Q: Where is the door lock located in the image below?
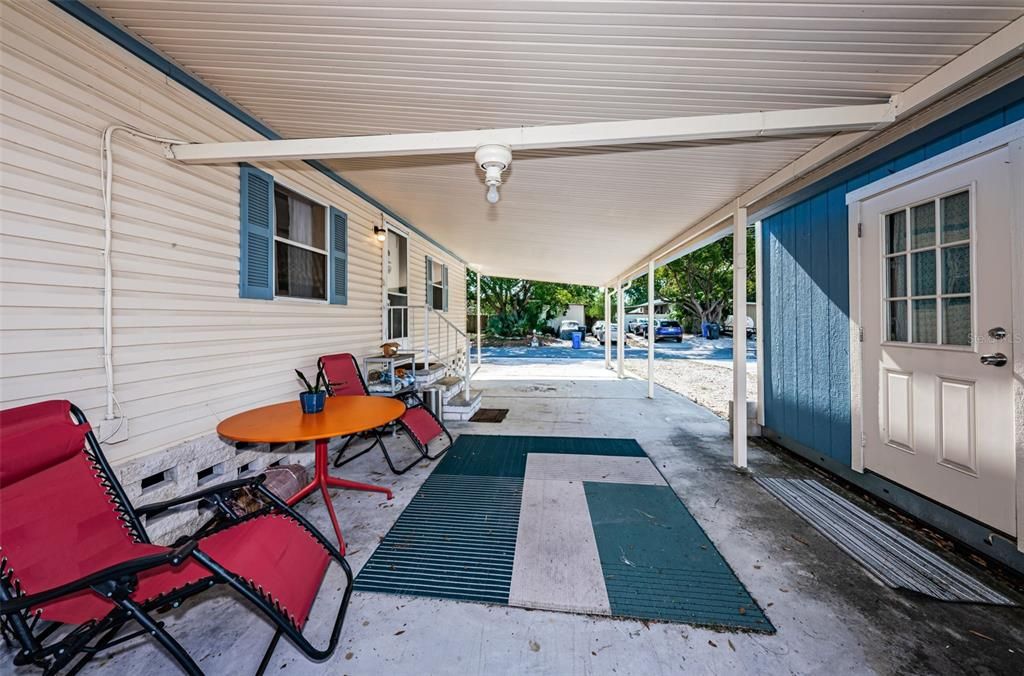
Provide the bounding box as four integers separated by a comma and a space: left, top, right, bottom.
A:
988, 327, 1007, 340
980, 353, 1008, 367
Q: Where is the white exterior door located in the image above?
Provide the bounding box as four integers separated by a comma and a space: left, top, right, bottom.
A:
384, 226, 410, 347
856, 145, 1016, 536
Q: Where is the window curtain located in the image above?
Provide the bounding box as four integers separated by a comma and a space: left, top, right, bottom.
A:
288, 196, 313, 245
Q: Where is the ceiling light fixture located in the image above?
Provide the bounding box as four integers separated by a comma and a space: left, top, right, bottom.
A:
474, 144, 512, 204
373, 225, 387, 242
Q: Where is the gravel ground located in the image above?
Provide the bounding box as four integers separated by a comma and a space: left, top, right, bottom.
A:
625, 357, 756, 420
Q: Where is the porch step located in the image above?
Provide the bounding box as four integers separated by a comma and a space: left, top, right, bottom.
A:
414, 363, 447, 386
443, 390, 483, 421
434, 375, 465, 403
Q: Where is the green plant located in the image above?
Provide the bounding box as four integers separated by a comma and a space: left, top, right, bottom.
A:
295, 368, 326, 393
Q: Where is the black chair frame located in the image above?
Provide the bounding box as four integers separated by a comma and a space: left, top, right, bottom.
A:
319, 358, 453, 475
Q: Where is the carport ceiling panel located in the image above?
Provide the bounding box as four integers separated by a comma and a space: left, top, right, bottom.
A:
91, 1, 1024, 282
93, 1, 1022, 136
328, 137, 824, 284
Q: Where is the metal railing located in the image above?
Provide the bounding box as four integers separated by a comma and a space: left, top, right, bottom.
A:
386, 303, 477, 400
423, 305, 476, 400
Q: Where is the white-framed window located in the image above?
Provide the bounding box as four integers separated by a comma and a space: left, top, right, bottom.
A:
426, 256, 449, 312
273, 183, 327, 301
882, 188, 972, 346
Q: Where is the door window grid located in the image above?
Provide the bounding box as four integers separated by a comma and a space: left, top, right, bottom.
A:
882, 190, 971, 346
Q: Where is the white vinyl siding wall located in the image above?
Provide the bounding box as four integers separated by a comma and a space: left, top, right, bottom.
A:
0, 2, 466, 464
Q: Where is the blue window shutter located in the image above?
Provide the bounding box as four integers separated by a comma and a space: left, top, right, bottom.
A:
329, 207, 348, 305
425, 255, 433, 306
442, 264, 449, 312
239, 165, 274, 299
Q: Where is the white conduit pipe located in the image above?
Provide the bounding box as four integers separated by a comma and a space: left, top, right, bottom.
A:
100, 125, 189, 420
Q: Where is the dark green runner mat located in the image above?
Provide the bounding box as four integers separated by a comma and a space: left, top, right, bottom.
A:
354, 434, 773, 633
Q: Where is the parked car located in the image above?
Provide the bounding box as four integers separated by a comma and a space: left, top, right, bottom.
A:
558, 319, 584, 340
723, 315, 755, 338
626, 317, 648, 334
638, 319, 683, 342
595, 322, 619, 344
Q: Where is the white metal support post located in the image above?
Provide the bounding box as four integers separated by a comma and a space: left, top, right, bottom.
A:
476, 270, 482, 367
616, 280, 625, 378
647, 261, 655, 399
732, 204, 749, 469
604, 287, 612, 370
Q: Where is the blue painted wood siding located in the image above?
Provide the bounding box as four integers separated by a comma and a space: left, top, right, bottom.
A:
762, 81, 1024, 466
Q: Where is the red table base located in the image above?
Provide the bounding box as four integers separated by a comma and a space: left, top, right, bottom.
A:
287, 438, 393, 554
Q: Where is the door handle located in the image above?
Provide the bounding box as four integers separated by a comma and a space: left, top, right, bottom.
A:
980, 353, 1007, 367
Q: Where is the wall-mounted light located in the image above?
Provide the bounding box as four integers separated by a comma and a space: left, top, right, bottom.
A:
373, 226, 387, 242
474, 144, 512, 204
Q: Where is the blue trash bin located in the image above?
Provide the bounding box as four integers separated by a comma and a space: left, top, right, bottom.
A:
571, 331, 583, 349
701, 321, 710, 338
707, 322, 721, 340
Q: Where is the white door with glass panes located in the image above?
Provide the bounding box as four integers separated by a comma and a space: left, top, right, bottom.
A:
385, 227, 410, 346
856, 146, 1015, 535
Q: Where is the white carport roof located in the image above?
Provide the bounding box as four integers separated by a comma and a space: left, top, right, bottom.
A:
90, 1, 1024, 285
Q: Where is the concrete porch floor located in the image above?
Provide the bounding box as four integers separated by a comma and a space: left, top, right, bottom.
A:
23, 360, 1023, 675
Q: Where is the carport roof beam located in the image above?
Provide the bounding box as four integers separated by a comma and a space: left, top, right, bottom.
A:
168, 104, 896, 164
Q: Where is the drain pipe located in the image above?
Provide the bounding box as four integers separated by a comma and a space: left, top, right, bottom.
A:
100, 125, 188, 420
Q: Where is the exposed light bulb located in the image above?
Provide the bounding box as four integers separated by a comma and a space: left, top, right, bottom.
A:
486, 185, 500, 204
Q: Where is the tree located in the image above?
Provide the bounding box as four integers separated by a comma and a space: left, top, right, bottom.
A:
656, 229, 756, 326
466, 270, 601, 337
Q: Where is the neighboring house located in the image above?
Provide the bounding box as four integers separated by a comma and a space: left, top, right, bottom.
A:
625, 299, 673, 319
546, 303, 586, 331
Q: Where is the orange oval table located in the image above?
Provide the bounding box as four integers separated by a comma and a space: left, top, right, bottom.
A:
217, 395, 406, 554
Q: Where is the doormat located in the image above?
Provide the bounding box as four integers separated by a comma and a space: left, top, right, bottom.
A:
755, 477, 1016, 606
355, 435, 773, 632
469, 408, 509, 423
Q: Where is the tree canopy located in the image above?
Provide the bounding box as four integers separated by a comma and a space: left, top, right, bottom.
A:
467, 270, 600, 336
467, 228, 754, 335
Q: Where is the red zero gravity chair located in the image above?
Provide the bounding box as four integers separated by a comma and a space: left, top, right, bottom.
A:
318, 353, 453, 474
0, 401, 352, 675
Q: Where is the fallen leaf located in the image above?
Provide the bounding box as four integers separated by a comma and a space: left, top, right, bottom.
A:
790, 534, 809, 546
708, 640, 717, 648
344, 652, 353, 661
968, 630, 994, 642
753, 565, 762, 570
728, 639, 736, 652
529, 640, 541, 652
394, 630, 405, 636
779, 588, 790, 593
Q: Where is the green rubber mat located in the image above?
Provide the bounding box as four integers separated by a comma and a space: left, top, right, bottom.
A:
355, 434, 773, 633
586, 482, 772, 631
433, 434, 645, 478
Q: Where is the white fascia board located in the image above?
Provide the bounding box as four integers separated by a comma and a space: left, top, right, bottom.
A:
169, 104, 895, 164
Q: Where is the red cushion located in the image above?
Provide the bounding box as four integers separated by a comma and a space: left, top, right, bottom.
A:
0, 400, 86, 485
1, 401, 145, 624
319, 353, 367, 397
30, 515, 331, 628
401, 406, 444, 446
191, 514, 331, 628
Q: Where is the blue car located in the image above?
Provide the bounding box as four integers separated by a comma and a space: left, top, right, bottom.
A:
640, 319, 683, 342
